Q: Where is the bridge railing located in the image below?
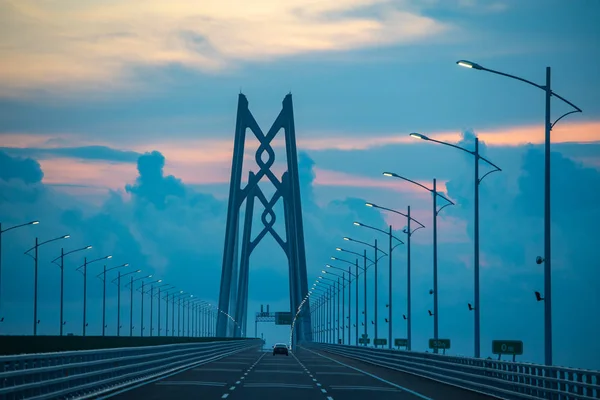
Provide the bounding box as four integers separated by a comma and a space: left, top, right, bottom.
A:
304, 342, 599, 400
0, 338, 261, 400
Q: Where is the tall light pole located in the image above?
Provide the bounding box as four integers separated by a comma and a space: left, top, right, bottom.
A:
0, 220, 39, 325
409, 132, 501, 357
343, 237, 387, 345
332, 252, 367, 346
125, 274, 152, 336
76, 254, 112, 336
383, 172, 454, 352
352, 221, 404, 349
457, 60, 582, 365
97, 262, 129, 336
138, 278, 162, 336
24, 233, 70, 335
325, 264, 356, 345
111, 269, 141, 336
322, 269, 350, 344
364, 202, 425, 351
150, 284, 172, 337
50, 245, 92, 336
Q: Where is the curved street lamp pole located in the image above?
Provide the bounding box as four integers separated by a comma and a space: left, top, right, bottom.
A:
343, 236, 387, 346
97, 262, 129, 336
125, 274, 152, 336
111, 269, 141, 336
457, 60, 582, 365
410, 132, 501, 358
326, 264, 356, 345
0, 220, 39, 324
150, 283, 172, 337
137, 278, 162, 336
365, 202, 425, 351
353, 221, 404, 349
51, 245, 92, 336
24, 234, 70, 335
76, 254, 112, 336
383, 172, 454, 352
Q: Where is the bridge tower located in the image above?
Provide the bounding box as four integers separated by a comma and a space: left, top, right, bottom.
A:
216, 93, 312, 343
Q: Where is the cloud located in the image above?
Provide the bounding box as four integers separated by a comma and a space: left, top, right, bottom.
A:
0, 151, 43, 184
0, 0, 452, 95
0, 145, 141, 163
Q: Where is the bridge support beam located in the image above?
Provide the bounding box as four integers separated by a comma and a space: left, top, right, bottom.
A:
216, 94, 313, 342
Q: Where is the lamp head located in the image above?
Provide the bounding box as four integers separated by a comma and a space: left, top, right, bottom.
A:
136, 269, 141, 272
365, 203, 374, 208
85, 245, 92, 250
318, 276, 323, 279
410, 132, 429, 140
326, 264, 332, 268
147, 274, 152, 278
321, 270, 326, 274
335, 247, 342, 251
31, 221, 40, 225
123, 263, 129, 267
63, 235, 70, 239
157, 279, 163, 283
343, 237, 350, 241
353, 222, 361, 226
382, 172, 396, 177
456, 60, 483, 70
106, 255, 113, 259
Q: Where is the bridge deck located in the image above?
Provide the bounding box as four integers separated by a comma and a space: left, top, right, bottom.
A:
100, 346, 501, 400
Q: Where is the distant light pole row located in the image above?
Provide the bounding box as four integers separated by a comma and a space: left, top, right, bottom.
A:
0, 220, 222, 338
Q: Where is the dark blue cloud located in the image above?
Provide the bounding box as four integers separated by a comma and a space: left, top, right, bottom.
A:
0, 151, 43, 184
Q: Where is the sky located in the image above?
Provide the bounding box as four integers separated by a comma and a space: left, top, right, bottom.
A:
0, 0, 599, 370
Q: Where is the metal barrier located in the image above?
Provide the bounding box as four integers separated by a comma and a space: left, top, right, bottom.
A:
0, 338, 261, 399
304, 342, 600, 400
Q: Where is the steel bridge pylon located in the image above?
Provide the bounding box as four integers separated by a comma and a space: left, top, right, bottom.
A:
216, 93, 313, 343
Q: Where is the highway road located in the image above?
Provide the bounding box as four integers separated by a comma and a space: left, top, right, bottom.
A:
101, 346, 500, 400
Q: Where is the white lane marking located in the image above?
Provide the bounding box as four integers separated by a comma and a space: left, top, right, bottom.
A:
327, 397, 334, 400
303, 347, 433, 400
221, 394, 229, 399
235, 381, 240, 384
229, 386, 236, 390
317, 383, 322, 387
241, 377, 245, 380
312, 378, 317, 382
321, 388, 327, 393
244, 373, 248, 375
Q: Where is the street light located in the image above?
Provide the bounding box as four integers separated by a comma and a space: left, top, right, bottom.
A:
326, 264, 356, 345
76, 254, 112, 336
364, 202, 425, 350
50, 245, 92, 335
353, 221, 404, 349
137, 278, 162, 336
343, 236, 387, 346
24, 233, 70, 335
124, 273, 150, 336
457, 59, 582, 366
145, 283, 171, 336
96, 262, 129, 336
0, 220, 39, 323
383, 172, 454, 352
410, 132, 501, 358
111, 269, 141, 336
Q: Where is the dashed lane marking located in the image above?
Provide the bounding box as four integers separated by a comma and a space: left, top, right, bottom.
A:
302, 347, 433, 400
221, 394, 229, 399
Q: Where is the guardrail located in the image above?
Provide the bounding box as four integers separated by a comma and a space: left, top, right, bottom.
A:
304, 342, 599, 400
0, 338, 261, 399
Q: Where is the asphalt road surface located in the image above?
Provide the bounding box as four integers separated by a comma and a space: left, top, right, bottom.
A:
102, 346, 501, 400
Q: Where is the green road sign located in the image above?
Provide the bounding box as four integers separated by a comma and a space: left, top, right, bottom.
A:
394, 338, 408, 347
492, 340, 523, 355
274, 312, 293, 325
428, 339, 451, 349
358, 338, 371, 344
374, 338, 387, 346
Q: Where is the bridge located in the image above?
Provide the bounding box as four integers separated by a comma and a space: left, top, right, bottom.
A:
1, 90, 598, 400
